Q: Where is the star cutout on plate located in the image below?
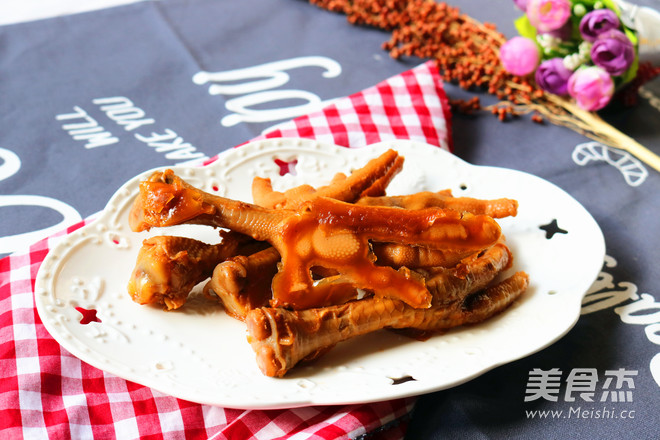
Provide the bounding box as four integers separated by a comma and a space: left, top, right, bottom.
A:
75, 307, 102, 325
273, 158, 298, 176
540, 219, 568, 239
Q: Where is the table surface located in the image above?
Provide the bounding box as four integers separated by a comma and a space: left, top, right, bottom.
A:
1, 1, 659, 439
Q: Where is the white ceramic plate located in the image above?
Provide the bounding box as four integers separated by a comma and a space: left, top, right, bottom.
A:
34, 138, 605, 409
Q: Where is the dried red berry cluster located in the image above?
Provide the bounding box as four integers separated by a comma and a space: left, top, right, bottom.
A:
309, 0, 545, 121
619, 62, 660, 107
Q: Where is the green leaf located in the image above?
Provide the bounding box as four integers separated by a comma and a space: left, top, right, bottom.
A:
619, 53, 639, 85
623, 26, 638, 46
600, 0, 620, 14
573, 0, 596, 9
515, 15, 537, 40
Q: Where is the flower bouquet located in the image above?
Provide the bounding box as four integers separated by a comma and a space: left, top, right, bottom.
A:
501, 0, 638, 111
308, 0, 660, 173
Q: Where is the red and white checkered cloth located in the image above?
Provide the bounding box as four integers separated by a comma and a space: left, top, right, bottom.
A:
0, 60, 451, 440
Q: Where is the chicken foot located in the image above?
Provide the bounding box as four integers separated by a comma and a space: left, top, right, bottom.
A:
127, 231, 253, 309
130, 169, 502, 309
246, 240, 514, 376
134, 150, 400, 313
204, 247, 280, 320
357, 191, 519, 219
251, 149, 403, 209
423, 239, 512, 304
205, 234, 511, 320
246, 271, 529, 377
373, 243, 476, 269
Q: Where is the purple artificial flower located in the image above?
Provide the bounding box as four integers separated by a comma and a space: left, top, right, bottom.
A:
535, 58, 573, 95
568, 66, 614, 111
500, 36, 540, 76
590, 29, 635, 76
579, 9, 620, 42
527, 0, 572, 32
513, 0, 529, 11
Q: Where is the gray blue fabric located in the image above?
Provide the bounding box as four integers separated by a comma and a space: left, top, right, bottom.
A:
0, 0, 418, 257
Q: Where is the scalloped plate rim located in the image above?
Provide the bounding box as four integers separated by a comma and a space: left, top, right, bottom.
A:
34, 138, 606, 409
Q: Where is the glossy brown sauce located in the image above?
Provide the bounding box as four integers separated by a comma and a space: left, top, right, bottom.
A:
269, 197, 500, 310
132, 172, 501, 312
139, 180, 214, 228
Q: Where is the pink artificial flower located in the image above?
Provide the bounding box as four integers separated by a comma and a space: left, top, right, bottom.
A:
513, 0, 529, 11
527, 0, 572, 32
568, 66, 614, 111
499, 37, 540, 76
